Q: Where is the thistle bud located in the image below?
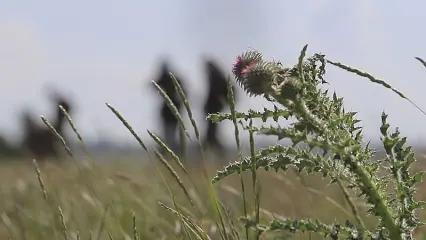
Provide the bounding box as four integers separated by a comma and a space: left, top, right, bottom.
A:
240, 61, 276, 96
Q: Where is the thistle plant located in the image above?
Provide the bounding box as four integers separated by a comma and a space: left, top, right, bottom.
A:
16, 44, 426, 240
209, 45, 425, 239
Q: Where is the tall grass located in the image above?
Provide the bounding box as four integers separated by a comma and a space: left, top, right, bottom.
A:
0, 45, 425, 239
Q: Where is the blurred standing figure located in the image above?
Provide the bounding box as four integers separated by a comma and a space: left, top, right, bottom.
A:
202, 59, 237, 155
152, 60, 187, 155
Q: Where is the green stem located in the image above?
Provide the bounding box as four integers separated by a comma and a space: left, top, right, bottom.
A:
345, 155, 400, 239
272, 92, 400, 239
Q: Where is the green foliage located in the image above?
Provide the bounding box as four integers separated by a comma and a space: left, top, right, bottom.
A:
209, 45, 425, 239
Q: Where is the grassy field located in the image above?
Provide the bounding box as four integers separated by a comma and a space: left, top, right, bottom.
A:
0, 152, 424, 239
2, 46, 425, 239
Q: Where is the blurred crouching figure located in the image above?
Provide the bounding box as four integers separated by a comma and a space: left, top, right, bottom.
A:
202, 58, 237, 157
152, 60, 187, 156
21, 90, 73, 162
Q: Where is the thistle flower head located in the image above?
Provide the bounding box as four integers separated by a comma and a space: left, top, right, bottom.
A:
233, 51, 283, 97
232, 50, 303, 98
232, 51, 263, 83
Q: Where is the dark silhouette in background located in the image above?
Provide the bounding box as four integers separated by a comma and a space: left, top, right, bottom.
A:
202, 58, 237, 155
1, 56, 241, 162
152, 60, 187, 155
0, 134, 23, 159
20, 91, 73, 162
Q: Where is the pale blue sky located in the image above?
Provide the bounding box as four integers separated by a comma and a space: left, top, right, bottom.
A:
1, 1, 426, 147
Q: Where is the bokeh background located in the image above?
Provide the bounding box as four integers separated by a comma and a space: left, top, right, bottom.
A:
1, 1, 426, 155
2, 2, 426, 239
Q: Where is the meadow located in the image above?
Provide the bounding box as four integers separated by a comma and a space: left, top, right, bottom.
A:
0, 46, 425, 239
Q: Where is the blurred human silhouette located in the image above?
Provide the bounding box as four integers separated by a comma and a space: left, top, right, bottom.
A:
21, 90, 73, 162
152, 60, 187, 156
202, 58, 237, 155
0, 134, 23, 159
